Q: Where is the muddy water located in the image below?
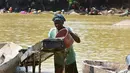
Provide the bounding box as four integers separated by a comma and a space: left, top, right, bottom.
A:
38, 21, 130, 73
1, 19, 130, 73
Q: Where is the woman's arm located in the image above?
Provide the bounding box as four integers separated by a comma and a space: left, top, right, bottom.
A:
69, 31, 81, 43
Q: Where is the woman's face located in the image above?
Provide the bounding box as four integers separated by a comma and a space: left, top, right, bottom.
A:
54, 20, 64, 31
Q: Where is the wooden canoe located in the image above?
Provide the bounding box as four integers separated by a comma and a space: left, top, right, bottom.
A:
0, 42, 23, 73
82, 60, 127, 73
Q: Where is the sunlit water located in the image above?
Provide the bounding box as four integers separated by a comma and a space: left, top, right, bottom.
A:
0, 15, 130, 73
28, 22, 130, 73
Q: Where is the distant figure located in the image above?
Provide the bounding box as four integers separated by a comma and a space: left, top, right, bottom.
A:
79, 6, 85, 12
37, 10, 41, 14
85, 8, 89, 14
89, 7, 99, 15
14, 8, 19, 13
107, 8, 115, 15
69, 1, 80, 11
9, 7, 13, 13
0, 8, 6, 13
61, 9, 65, 14
120, 8, 129, 17
28, 8, 31, 13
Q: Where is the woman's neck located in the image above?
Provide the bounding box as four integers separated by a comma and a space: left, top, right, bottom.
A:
57, 27, 65, 31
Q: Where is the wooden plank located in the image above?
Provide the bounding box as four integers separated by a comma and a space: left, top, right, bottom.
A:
21, 41, 43, 62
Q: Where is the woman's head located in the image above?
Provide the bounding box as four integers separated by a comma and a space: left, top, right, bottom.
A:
52, 14, 66, 30
53, 14, 66, 23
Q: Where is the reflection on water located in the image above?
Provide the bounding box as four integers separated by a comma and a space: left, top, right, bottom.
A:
1, 20, 130, 73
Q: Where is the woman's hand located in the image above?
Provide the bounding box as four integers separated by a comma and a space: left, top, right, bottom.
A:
69, 31, 81, 43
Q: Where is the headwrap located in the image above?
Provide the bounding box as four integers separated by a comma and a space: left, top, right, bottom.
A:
52, 14, 66, 22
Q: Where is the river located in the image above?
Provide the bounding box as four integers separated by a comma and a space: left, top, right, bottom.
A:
34, 21, 130, 73
0, 14, 130, 73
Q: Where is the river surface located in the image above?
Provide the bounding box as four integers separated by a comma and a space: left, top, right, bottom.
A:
1, 18, 130, 73
35, 21, 130, 73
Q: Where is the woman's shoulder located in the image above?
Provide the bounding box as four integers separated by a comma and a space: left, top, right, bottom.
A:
65, 27, 73, 31
49, 27, 56, 32
50, 27, 56, 30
